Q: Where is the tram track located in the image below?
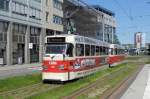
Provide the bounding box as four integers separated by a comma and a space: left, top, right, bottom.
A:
62, 62, 144, 99
62, 65, 129, 99
103, 63, 144, 99
0, 83, 62, 99
0, 57, 147, 99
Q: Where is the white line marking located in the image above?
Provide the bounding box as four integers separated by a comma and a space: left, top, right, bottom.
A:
143, 66, 150, 99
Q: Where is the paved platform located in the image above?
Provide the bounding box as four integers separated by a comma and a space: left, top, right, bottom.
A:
121, 64, 150, 99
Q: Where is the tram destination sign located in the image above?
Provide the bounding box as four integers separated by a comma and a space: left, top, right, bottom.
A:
47, 37, 65, 43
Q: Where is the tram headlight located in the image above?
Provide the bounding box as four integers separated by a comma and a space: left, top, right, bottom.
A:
43, 65, 48, 70
59, 65, 65, 70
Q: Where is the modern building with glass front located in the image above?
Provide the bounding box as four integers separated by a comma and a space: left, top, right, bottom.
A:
0, 0, 63, 65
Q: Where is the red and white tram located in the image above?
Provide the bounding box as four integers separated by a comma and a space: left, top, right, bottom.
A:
42, 34, 125, 82
108, 44, 125, 67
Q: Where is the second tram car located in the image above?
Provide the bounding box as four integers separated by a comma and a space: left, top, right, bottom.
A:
42, 34, 125, 82
108, 44, 125, 67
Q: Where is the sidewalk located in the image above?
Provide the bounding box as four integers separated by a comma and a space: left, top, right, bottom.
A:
0, 63, 42, 71
121, 64, 150, 99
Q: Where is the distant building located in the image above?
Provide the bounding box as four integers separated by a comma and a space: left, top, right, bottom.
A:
122, 44, 135, 55
122, 44, 135, 49
134, 32, 146, 49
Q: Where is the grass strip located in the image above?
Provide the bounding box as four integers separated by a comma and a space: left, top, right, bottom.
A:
0, 73, 41, 93
77, 62, 140, 99
145, 57, 150, 64
28, 63, 131, 99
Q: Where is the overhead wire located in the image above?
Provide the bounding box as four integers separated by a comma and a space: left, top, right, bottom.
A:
113, 0, 134, 21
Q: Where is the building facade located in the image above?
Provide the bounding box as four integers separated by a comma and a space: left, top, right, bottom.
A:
0, 0, 63, 65
43, 0, 63, 35
94, 5, 117, 44
0, 0, 118, 66
63, 1, 117, 44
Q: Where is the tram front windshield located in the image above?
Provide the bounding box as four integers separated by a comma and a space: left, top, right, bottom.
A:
45, 43, 74, 57
46, 44, 67, 54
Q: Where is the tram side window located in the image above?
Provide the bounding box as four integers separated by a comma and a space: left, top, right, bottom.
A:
118, 49, 120, 55
121, 49, 122, 54
106, 47, 109, 55
96, 46, 100, 55
103, 47, 108, 55
91, 45, 95, 56
118, 49, 122, 54
85, 45, 90, 56
0, 50, 3, 58
66, 44, 74, 57
100, 46, 103, 55
103, 47, 106, 55
115, 48, 118, 55
102, 47, 106, 55
119, 49, 121, 54
111, 48, 113, 55
121, 49, 124, 54
76, 44, 84, 56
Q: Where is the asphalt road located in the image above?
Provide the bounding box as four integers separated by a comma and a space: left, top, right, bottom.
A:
0, 66, 42, 79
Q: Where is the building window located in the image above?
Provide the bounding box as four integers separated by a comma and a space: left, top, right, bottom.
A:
34, 0, 41, 3
0, 33, 3, 41
30, 7, 41, 20
46, 0, 48, 6
30, 27, 41, 35
46, 29, 54, 36
0, 0, 9, 11
53, 15, 63, 25
13, 23, 26, 34
30, 27, 40, 44
12, 2, 27, 16
53, 0, 62, 10
0, 21, 8, 33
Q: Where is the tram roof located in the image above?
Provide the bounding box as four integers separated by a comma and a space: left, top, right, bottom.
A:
46, 34, 110, 47
110, 44, 125, 49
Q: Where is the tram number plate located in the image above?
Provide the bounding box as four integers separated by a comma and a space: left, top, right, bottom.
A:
49, 61, 57, 65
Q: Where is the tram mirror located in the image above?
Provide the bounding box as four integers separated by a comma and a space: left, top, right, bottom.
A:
63, 54, 65, 61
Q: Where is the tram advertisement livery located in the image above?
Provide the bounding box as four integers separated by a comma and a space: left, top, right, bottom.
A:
42, 34, 125, 82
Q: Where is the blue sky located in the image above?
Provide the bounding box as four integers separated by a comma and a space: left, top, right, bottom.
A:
83, 0, 150, 44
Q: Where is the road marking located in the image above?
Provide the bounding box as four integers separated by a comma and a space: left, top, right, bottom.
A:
143, 65, 150, 99
28, 66, 42, 70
